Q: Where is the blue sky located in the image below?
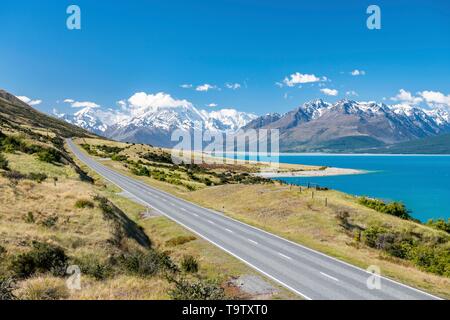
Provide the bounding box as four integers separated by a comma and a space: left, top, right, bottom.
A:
0, 0, 449, 115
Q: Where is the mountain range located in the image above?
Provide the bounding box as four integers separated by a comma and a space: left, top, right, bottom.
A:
55, 97, 450, 153
243, 99, 450, 152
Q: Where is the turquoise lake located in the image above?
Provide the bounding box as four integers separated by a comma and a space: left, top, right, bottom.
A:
243, 155, 450, 222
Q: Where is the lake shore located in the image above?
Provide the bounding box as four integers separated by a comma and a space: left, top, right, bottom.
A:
255, 167, 367, 178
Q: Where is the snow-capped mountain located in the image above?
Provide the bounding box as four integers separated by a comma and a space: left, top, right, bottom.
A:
243, 99, 450, 152
56, 97, 450, 151
56, 102, 257, 147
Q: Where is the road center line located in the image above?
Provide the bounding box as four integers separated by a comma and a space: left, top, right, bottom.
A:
207, 220, 215, 225
320, 272, 339, 282
225, 228, 234, 233
248, 239, 258, 245
193, 213, 199, 217
278, 253, 292, 260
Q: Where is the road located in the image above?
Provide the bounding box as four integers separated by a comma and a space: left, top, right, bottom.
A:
67, 139, 441, 300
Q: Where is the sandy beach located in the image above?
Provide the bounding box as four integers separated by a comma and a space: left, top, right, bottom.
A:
255, 167, 367, 178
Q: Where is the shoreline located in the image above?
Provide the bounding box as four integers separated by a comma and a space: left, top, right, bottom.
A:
255, 167, 367, 178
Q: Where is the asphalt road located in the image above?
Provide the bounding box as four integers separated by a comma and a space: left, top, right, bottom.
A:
67, 139, 441, 300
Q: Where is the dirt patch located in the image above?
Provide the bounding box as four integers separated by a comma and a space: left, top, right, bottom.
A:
228, 275, 278, 299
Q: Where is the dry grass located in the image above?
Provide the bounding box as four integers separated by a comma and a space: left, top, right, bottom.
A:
185, 184, 450, 298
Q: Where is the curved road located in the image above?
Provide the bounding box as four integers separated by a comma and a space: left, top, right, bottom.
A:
67, 139, 441, 300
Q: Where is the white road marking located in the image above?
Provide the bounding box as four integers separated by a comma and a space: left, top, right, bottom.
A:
225, 228, 234, 233
278, 253, 292, 260
180, 208, 187, 212
193, 213, 199, 217
320, 272, 339, 282
207, 220, 215, 225
248, 239, 258, 245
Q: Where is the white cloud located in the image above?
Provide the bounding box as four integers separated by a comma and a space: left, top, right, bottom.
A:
281, 72, 325, 87
180, 84, 193, 89
351, 69, 366, 76
320, 88, 338, 96
63, 98, 100, 108
127, 92, 193, 110
206, 103, 218, 107
419, 90, 450, 107
17, 96, 42, 106
346, 90, 358, 96
390, 89, 423, 105
196, 84, 218, 92
225, 83, 241, 90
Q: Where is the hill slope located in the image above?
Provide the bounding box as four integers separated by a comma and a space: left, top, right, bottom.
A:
0, 89, 94, 138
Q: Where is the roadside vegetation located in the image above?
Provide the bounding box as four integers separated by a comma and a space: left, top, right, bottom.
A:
73, 137, 450, 298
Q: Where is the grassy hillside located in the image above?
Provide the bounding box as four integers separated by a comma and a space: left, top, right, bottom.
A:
74, 137, 450, 298
0, 90, 94, 139
0, 90, 295, 300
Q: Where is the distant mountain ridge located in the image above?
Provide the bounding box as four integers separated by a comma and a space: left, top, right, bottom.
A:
55, 96, 450, 153
243, 99, 450, 152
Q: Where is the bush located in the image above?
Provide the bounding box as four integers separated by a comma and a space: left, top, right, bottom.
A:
0, 277, 16, 300
119, 249, 177, 277
24, 212, 35, 223
10, 242, 68, 278
28, 172, 48, 183
408, 245, 450, 276
76, 255, 112, 280
40, 215, 59, 228
0, 153, 8, 170
74, 199, 95, 209
181, 255, 199, 273
165, 235, 197, 247
2, 170, 26, 182
0, 245, 6, 256
36, 148, 61, 163
358, 197, 412, 220
15, 276, 69, 300
111, 154, 128, 162
168, 278, 225, 300
426, 219, 450, 234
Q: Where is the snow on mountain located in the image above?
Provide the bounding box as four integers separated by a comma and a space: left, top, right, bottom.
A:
55, 96, 450, 149
56, 101, 257, 143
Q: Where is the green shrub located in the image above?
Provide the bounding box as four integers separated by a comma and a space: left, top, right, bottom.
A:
165, 235, 196, 247
168, 278, 225, 300
0, 153, 8, 170
111, 154, 128, 162
358, 197, 412, 220
181, 255, 199, 273
74, 199, 95, 209
76, 255, 112, 280
40, 215, 58, 228
131, 165, 150, 176
2, 170, 26, 182
10, 242, 68, 278
426, 219, 450, 234
119, 249, 178, 277
24, 212, 35, 223
0, 277, 16, 300
0, 245, 6, 256
28, 172, 48, 183
36, 148, 61, 163
408, 245, 450, 276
